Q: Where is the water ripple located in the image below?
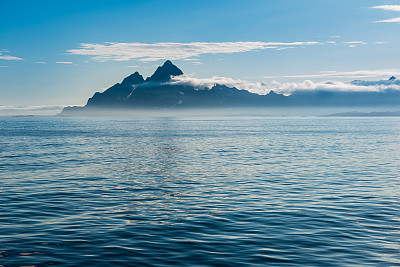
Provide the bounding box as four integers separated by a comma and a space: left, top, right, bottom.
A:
1, 117, 400, 266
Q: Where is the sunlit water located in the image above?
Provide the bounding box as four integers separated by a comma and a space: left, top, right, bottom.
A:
1, 116, 400, 266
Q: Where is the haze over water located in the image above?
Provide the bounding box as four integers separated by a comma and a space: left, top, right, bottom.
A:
1, 116, 399, 266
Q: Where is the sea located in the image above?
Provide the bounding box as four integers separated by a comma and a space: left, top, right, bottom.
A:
1, 116, 399, 266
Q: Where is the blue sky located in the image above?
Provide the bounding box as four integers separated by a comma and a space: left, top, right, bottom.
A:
1, 0, 400, 111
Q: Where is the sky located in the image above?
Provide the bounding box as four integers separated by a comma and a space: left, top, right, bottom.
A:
1, 0, 400, 113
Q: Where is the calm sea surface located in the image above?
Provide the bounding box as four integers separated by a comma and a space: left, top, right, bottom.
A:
1, 116, 399, 266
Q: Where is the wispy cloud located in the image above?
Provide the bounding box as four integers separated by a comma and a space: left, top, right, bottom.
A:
55, 61, 73, 64
372, 5, 400, 12
372, 5, 400, 23
282, 69, 400, 79
35, 61, 47, 64
275, 47, 295, 51
183, 58, 200, 61
0, 51, 23, 61
375, 17, 400, 23
343, 41, 367, 48
67, 41, 321, 62
344, 41, 367, 45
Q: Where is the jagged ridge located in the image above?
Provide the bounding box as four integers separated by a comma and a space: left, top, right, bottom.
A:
83, 60, 286, 109
59, 61, 400, 116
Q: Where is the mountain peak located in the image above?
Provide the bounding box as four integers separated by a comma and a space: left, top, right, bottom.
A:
146, 60, 183, 82
163, 60, 173, 66
389, 76, 397, 81
121, 71, 144, 85
268, 90, 278, 95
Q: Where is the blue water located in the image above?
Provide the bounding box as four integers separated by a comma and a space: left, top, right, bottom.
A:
1, 116, 400, 266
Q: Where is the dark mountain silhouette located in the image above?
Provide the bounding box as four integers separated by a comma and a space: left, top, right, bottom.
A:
122, 71, 144, 85
59, 61, 400, 116
86, 71, 145, 107
61, 61, 289, 115
146, 60, 183, 82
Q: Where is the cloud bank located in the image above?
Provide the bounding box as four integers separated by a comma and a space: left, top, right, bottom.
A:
282, 69, 400, 79
67, 41, 321, 62
168, 75, 270, 94
268, 80, 400, 94
166, 74, 400, 95
0, 105, 65, 116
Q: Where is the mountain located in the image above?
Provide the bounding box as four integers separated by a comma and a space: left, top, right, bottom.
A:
86, 71, 144, 107
146, 60, 183, 82
60, 61, 289, 115
59, 61, 400, 116
286, 89, 400, 106
351, 76, 400, 86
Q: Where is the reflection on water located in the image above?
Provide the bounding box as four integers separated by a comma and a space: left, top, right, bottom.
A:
0, 116, 400, 266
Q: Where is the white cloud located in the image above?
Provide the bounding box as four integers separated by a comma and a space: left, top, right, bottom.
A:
282, 69, 400, 79
275, 47, 295, 51
167, 75, 270, 94
344, 41, 367, 45
372, 5, 400, 12
67, 41, 321, 62
268, 80, 400, 94
55, 61, 73, 64
375, 17, 400, 23
165, 72, 400, 95
344, 41, 367, 47
183, 58, 200, 61
0, 51, 23, 61
372, 5, 400, 23
35, 61, 47, 64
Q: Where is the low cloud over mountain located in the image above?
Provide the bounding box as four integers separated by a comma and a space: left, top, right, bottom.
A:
59, 61, 400, 116
167, 74, 400, 95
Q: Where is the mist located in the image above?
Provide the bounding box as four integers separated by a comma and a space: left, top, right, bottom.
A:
55, 106, 400, 118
